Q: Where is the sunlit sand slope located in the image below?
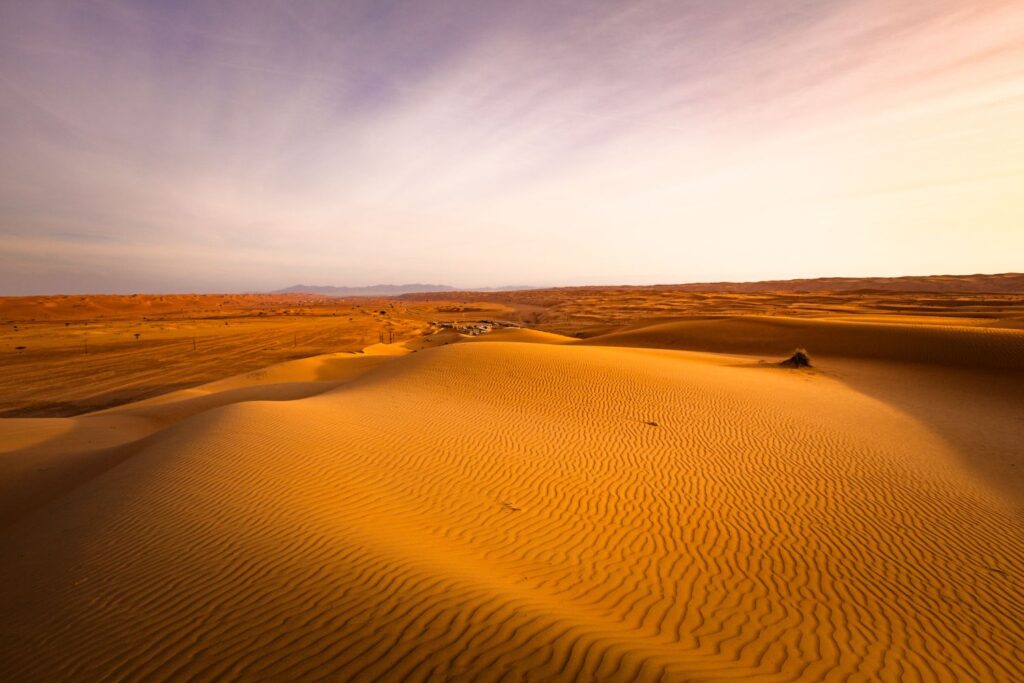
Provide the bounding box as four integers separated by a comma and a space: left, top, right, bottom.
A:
584, 315, 1024, 369
1, 342, 1022, 681
0, 351, 397, 526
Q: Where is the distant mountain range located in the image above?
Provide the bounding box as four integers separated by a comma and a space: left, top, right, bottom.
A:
272, 283, 533, 297
636, 273, 1024, 294
274, 273, 1024, 298
398, 273, 1024, 298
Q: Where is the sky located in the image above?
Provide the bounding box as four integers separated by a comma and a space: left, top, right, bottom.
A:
0, 0, 1022, 294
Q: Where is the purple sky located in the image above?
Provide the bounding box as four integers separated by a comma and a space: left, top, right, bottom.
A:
1, 0, 1022, 294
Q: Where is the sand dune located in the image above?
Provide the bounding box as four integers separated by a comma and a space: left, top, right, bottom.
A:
584, 315, 1024, 370
0, 293, 515, 417
0, 351, 400, 527
402, 283, 1024, 339
2, 331, 1022, 680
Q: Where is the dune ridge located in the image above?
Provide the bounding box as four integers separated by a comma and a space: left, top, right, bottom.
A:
583, 315, 1024, 370
2, 331, 1022, 681
0, 351, 400, 527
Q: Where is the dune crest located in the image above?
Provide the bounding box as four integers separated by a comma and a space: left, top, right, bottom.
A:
0, 349, 406, 527
2, 338, 1022, 681
583, 315, 1024, 370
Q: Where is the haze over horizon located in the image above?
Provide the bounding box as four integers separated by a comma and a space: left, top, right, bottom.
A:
2, 1, 1022, 295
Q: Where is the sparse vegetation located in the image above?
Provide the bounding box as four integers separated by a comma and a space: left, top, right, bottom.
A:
780, 349, 812, 368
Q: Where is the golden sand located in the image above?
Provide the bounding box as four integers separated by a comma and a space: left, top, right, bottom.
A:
1, 312, 1022, 680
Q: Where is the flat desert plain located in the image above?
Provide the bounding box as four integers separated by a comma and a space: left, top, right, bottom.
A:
1, 284, 1023, 681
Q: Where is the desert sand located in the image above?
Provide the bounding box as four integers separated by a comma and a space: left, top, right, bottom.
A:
0, 294, 511, 416
1, 286, 1023, 681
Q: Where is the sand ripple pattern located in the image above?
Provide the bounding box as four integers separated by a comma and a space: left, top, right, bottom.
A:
1, 342, 1022, 681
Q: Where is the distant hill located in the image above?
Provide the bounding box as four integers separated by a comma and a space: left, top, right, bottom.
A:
400, 273, 1024, 299
272, 284, 457, 297
273, 283, 537, 297
645, 272, 1024, 294
277, 274, 1024, 299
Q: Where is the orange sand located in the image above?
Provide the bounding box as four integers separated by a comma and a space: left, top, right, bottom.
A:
1, 293, 1023, 681
0, 294, 511, 416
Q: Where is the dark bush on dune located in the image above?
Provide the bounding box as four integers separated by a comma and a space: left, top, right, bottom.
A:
780, 349, 812, 368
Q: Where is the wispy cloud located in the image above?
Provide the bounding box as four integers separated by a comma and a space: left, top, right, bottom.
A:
1, 0, 1022, 293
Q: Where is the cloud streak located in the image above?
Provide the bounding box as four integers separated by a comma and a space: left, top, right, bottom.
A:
1, 0, 1022, 293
